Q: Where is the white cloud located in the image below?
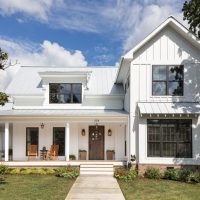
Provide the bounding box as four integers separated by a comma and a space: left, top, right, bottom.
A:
0, 38, 87, 91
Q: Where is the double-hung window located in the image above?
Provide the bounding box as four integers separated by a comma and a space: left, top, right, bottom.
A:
152, 65, 184, 96
49, 83, 82, 104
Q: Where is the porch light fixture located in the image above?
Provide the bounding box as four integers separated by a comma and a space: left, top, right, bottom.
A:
81, 129, 86, 136
40, 123, 45, 129
108, 129, 112, 136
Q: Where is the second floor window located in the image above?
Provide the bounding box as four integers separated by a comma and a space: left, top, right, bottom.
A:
49, 83, 82, 104
152, 65, 184, 96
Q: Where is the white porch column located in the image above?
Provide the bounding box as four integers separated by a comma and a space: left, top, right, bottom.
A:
65, 122, 70, 161
127, 117, 130, 162
4, 122, 9, 162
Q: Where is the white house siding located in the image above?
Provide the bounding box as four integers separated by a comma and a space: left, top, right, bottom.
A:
138, 117, 200, 165
129, 25, 200, 165
12, 122, 126, 161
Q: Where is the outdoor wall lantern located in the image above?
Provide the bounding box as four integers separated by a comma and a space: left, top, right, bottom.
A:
81, 129, 86, 136
108, 129, 112, 136
40, 123, 45, 129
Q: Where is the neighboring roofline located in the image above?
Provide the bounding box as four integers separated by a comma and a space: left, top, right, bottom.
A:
115, 16, 200, 82
20, 65, 116, 69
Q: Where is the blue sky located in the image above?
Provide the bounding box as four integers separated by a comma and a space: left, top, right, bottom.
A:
0, 0, 186, 89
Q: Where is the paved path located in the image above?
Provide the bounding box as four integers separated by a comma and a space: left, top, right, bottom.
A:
65, 175, 125, 200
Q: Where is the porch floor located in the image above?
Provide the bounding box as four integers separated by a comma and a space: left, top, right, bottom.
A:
0, 160, 126, 167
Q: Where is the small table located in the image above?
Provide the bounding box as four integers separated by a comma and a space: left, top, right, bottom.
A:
40, 149, 48, 160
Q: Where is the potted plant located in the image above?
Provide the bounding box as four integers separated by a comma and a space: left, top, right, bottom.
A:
106, 150, 115, 160
79, 150, 87, 160
69, 154, 76, 160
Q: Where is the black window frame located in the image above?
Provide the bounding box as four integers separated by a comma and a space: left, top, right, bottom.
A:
49, 83, 82, 104
26, 127, 39, 156
53, 127, 65, 156
152, 65, 184, 96
147, 119, 192, 158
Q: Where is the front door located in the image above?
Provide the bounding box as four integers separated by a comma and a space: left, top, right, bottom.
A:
89, 126, 104, 160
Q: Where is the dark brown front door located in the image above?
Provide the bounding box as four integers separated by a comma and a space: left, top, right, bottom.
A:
89, 126, 104, 160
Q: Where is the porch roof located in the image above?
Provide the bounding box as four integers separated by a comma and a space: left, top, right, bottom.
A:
0, 109, 128, 118
138, 102, 200, 115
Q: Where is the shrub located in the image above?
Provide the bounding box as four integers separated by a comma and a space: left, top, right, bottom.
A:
191, 172, 200, 183
179, 169, 194, 182
8, 168, 57, 175
145, 167, 161, 179
69, 155, 76, 160
114, 167, 138, 181
0, 164, 9, 175
55, 167, 79, 179
164, 169, 180, 181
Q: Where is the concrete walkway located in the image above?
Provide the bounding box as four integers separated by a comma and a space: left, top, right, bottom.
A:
65, 175, 125, 200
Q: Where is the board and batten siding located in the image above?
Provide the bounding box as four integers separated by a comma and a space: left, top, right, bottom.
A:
130, 26, 200, 105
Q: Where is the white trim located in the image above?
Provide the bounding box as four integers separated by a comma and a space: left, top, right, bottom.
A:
4, 122, 9, 162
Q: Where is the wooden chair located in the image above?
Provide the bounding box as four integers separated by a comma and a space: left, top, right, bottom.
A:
47, 144, 59, 160
27, 145, 38, 160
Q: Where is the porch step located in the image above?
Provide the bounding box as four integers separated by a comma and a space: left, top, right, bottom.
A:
80, 163, 114, 175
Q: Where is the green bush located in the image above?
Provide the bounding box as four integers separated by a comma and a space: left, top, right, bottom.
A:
179, 169, 194, 182
8, 168, 57, 175
191, 172, 200, 183
69, 155, 76, 160
55, 167, 79, 179
164, 169, 180, 181
0, 164, 9, 175
145, 167, 161, 179
114, 167, 138, 181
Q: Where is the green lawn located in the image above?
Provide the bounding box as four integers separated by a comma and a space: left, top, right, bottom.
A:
0, 175, 75, 200
118, 178, 200, 200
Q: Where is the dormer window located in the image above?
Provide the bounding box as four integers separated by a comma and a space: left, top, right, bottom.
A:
49, 83, 82, 104
152, 65, 183, 96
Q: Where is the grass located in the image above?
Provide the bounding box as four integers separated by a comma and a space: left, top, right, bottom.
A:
0, 175, 75, 200
118, 178, 200, 200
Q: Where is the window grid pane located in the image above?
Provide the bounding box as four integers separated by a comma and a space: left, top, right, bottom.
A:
49, 83, 82, 104
152, 65, 183, 96
147, 120, 192, 158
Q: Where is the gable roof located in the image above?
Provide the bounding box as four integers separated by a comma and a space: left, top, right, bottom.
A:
6, 66, 124, 96
116, 16, 200, 83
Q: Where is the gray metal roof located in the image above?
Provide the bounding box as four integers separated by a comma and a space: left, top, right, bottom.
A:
0, 109, 128, 117
138, 102, 200, 114
6, 66, 124, 96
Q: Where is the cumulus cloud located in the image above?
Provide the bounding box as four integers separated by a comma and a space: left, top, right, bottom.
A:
0, 38, 87, 91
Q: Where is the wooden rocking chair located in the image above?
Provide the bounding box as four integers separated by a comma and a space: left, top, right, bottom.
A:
47, 144, 59, 160
27, 145, 38, 160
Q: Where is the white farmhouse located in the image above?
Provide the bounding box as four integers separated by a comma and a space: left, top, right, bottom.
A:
0, 17, 200, 173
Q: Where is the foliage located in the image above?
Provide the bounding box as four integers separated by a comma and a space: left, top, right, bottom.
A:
145, 167, 161, 179
79, 149, 86, 152
164, 168, 180, 181
0, 164, 9, 175
114, 167, 138, 181
179, 168, 194, 182
182, 0, 200, 37
69, 154, 76, 160
0, 48, 8, 70
8, 168, 56, 175
55, 166, 79, 179
0, 92, 9, 106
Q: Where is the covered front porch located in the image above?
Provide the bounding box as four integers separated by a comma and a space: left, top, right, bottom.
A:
0, 109, 129, 166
